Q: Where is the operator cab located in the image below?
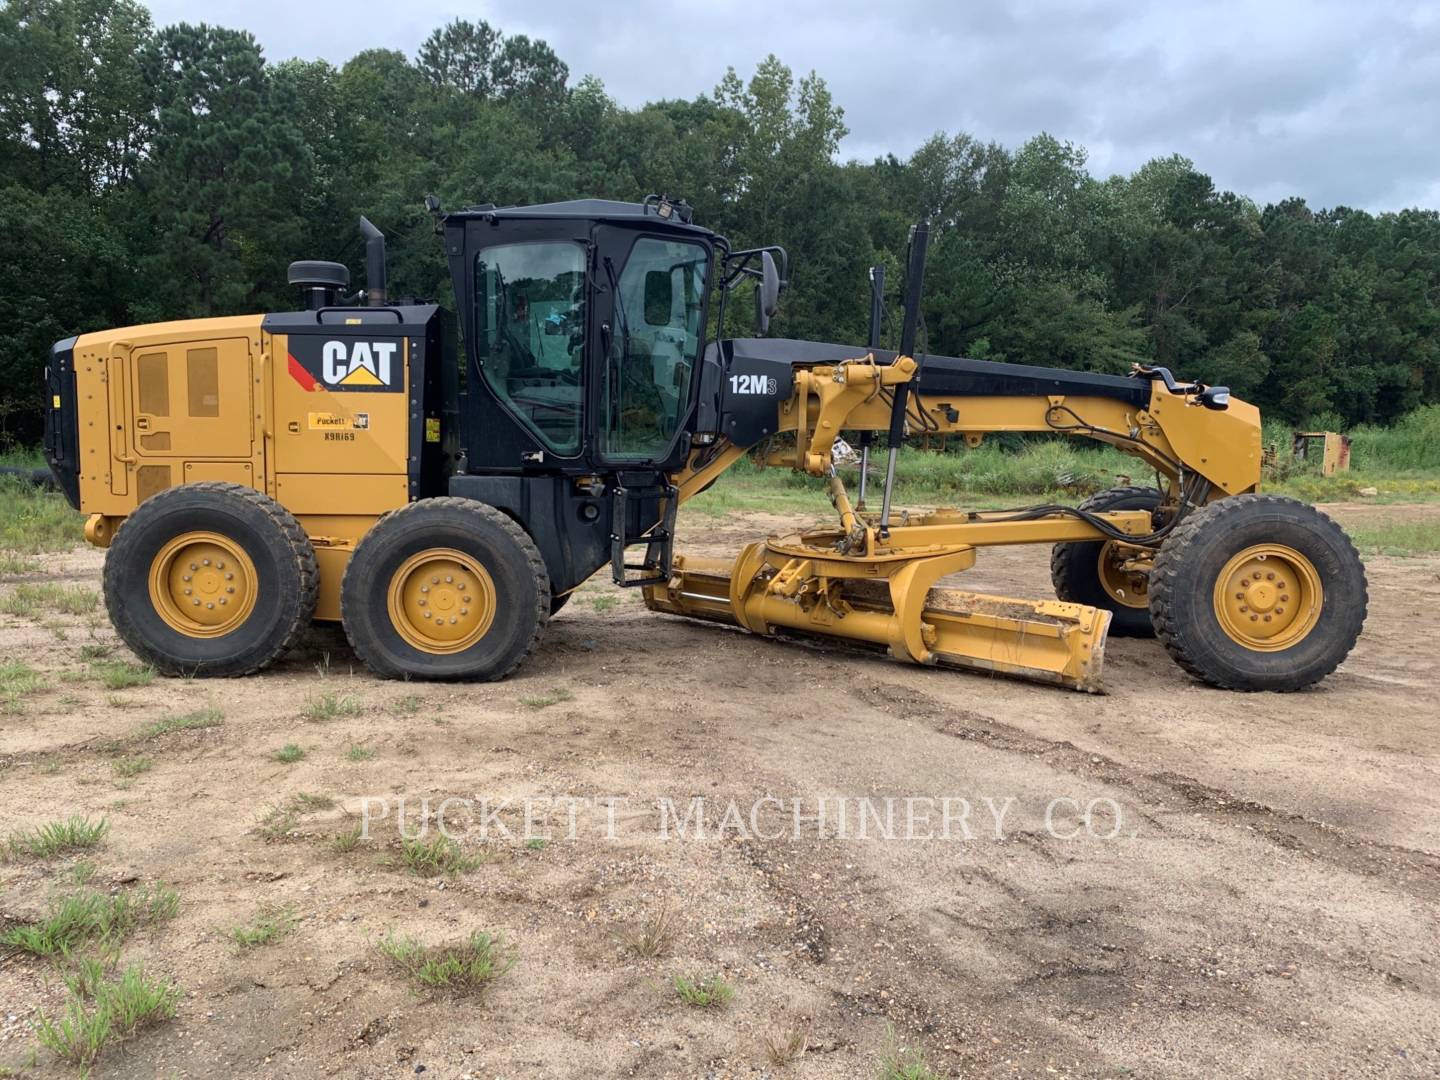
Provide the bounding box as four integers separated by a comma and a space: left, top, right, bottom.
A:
443, 197, 718, 475
436, 194, 784, 596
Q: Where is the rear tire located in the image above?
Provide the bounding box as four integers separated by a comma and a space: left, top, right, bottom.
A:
1050, 486, 1163, 637
103, 482, 318, 676
1148, 494, 1367, 691
341, 498, 550, 680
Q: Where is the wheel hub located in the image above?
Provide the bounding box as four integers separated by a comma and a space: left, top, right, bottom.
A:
1213, 544, 1323, 651
1096, 542, 1149, 609
387, 549, 497, 654
149, 532, 258, 637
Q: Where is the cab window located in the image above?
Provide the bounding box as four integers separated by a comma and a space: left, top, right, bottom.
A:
475, 241, 585, 455
601, 237, 708, 461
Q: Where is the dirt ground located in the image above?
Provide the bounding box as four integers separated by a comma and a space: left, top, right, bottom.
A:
1, 502, 1438, 1079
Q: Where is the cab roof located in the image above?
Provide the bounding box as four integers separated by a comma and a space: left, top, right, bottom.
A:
448, 198, 714, 236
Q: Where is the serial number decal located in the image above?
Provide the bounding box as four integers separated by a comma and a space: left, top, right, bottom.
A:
729, 374, 778, 395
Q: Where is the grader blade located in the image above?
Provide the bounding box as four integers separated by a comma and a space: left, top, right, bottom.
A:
644, 554, 1111, 692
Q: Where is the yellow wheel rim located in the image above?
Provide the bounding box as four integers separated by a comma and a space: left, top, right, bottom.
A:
386, 549, 496, 655
1213, 544, 1323, 651
1096, 542, 1149, 609
148, 531, 258, 638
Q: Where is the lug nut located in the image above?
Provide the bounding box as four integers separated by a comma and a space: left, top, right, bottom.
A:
420, 585, 429, 594
418, 599, 426, 607
431, 576, 439, 584
203, 559, 211, 566
1276, 607, 1284, 614
1281, 594, 1290, 602
423, 611, 431, 619
225, 572, 234, 580
219, 598, 227, 605
460, 608, 469, 616
183, 574, 191, 582
449, 617, 457, 625
193, 598, 200, 606
1266, 572, 1274, 580
445, 575, 453, 583
1240, 605, 1248, 613
1263, 614, 1271, 622
463, 596, 472, 605
226, 586, 234, 594
1250, 614, 1258, 621
184, 588, 192, 596
1235, 592, 1244, 599
189, 562, 198, 571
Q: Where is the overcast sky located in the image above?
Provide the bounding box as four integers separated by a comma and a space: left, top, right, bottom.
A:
146, 0, 1440, 212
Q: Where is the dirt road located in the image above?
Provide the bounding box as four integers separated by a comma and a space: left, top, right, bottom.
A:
1, 504, 1437, 1078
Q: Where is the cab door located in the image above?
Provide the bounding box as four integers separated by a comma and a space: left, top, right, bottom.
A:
591, 229, 711, 468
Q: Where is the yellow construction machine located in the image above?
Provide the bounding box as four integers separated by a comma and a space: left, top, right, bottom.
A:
42, 197, 1367, 692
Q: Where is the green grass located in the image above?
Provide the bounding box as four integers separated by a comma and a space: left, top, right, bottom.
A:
227, 905, 296, 950
397, 833, 486, 877
591, 594, 619, 613
0, 550, 37, 575
874, 1028, 941, 1080
275, 743, 305, 763
0, 660, 47, 711
0, 884, 179, 958
519, 687, 573, 709
673, 973, 734, 1008
131, 705, 223, 741
33, 962, 179, 1067
256, 793, 335, 840
255, 804, 299, 841
92, 660, 154, 690
344, 743, 375, 762
390, 694, 422, 716
0, 582, 99, 619
375, 929, 514, 995
0, 476, 84, 555
331, 823, 364, 853
1348, 520, 1440, 557
5, 815, 108, 860
303, 692, 363, 721
111, 756, 153, 780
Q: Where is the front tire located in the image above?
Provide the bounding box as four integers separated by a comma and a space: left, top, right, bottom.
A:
1051, 486, 1163, 637
103, 482, 318, 676
341, 498, 550, 680
1148, 494, 1367, 691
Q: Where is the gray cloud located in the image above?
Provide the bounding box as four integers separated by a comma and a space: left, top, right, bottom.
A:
149, 0, 1440, 210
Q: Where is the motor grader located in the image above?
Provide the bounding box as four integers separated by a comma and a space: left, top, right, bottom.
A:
41, 196, 1367, 692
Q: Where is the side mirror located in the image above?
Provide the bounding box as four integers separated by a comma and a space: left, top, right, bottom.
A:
755, 250, 781, 333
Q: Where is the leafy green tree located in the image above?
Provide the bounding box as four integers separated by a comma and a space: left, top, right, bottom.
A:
132, 23, 311, 317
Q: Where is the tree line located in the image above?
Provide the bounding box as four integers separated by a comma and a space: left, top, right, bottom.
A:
2, 0, 1437, 443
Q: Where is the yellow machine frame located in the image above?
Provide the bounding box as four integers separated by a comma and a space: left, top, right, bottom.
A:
646, 351, 1262, 690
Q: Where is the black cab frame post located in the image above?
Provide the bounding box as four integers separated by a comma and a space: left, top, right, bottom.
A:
878, 222, 930, 536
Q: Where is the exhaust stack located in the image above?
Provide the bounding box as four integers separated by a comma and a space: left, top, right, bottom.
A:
359, 216, 387, 306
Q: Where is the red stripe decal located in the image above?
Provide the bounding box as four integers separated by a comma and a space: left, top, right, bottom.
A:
288, 353, 318, 391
